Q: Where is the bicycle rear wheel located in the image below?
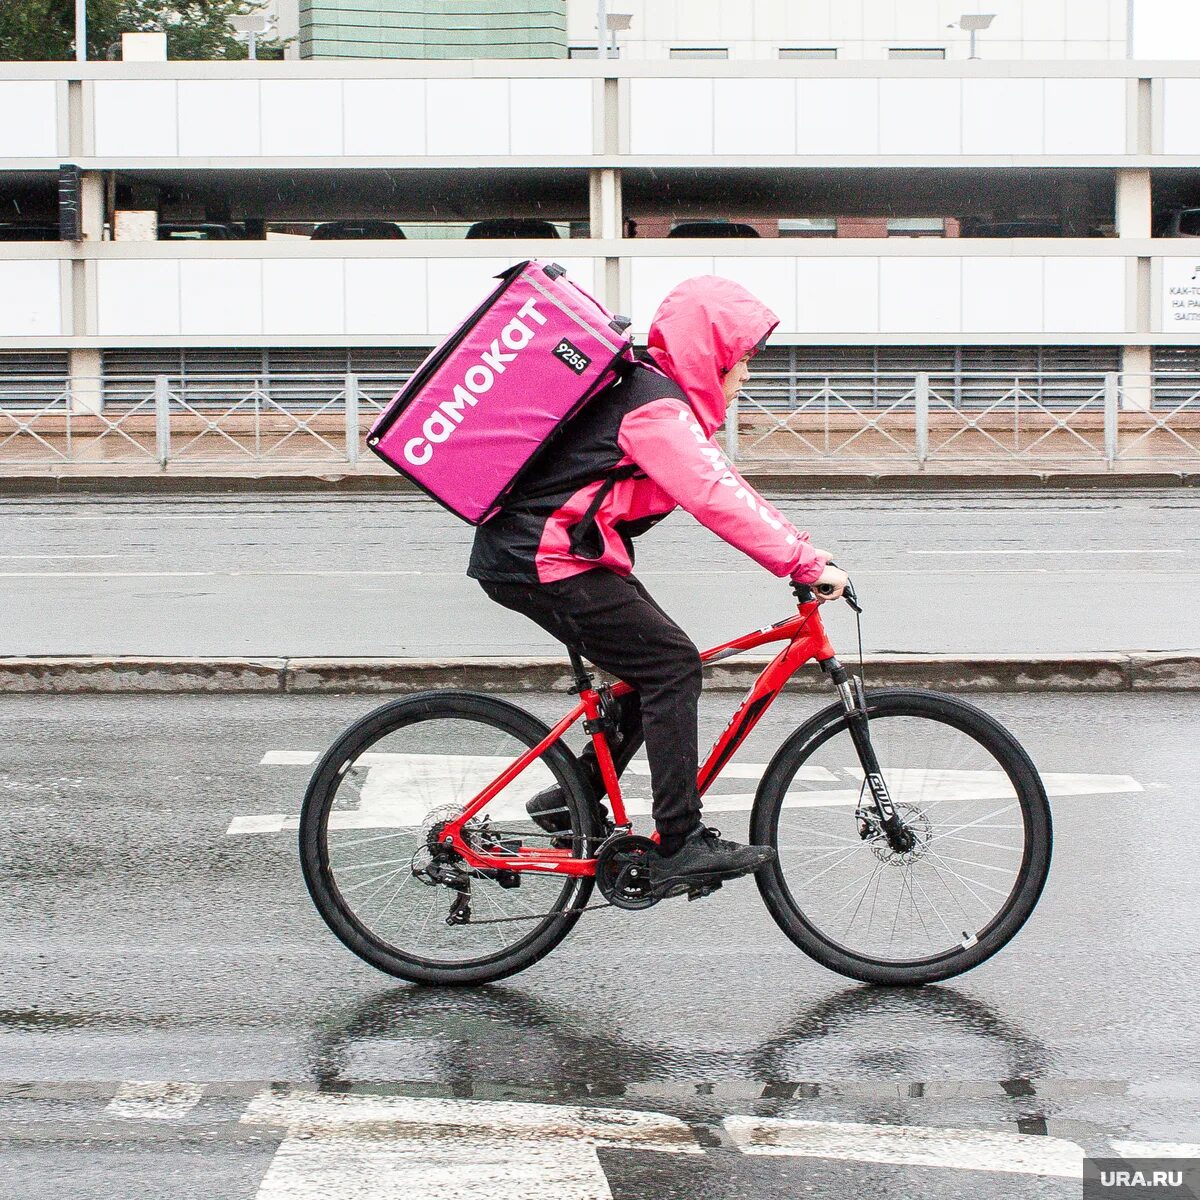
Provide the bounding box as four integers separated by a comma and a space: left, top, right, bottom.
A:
299, 692, 599, 986
751, 689, 1051, 986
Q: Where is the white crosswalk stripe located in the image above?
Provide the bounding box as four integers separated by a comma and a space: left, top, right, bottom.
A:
1110, 1140, 1200, 1158
105, 1081, 205, 1120
240, 1091, 700, 1200
725, 1115, 1084, 1177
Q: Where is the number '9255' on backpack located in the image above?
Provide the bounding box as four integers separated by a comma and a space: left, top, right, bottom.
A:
367, 260, 635, 525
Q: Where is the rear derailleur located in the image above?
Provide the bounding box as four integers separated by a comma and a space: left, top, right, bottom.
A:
413, 818, 521, 928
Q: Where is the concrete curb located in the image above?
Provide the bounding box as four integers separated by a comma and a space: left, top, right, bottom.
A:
2, 653, 1198, 694
0, 471, 1198, 496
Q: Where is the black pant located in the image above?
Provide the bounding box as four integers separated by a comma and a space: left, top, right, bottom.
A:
480, 570, 703, 850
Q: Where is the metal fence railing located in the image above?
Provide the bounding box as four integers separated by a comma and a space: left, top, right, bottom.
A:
723, 372, 1200, 466
1, 371, 1198, 469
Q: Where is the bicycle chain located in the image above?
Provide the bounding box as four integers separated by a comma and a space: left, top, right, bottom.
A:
459, 899, 616, 925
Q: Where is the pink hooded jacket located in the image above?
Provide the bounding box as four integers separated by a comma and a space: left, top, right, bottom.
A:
527, 276, 828, 585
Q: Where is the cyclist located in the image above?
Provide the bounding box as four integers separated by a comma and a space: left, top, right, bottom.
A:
469, 275, 848, 893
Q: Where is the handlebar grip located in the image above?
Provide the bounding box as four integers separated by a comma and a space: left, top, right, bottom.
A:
792, 571, 859, 609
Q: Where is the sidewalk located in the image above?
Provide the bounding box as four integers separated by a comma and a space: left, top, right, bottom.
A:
3, 653, 1197, 693
1, 462, 1198, 494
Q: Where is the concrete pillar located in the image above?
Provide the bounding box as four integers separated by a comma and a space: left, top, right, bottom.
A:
1116, 168, 1152, 239
68, 347, 103, 415
1121, 344, 1153, 412
1116, 169, 1153, 412
589, 167, 621, 241
589, 167, 622, 311
65, 172, 106, 413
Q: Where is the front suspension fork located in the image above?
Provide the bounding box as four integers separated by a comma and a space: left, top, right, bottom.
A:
821, 657, 915, 853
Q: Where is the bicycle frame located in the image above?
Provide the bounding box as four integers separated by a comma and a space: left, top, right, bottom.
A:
439, 599, 839, 879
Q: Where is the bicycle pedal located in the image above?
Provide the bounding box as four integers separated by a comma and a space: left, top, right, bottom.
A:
686, 879, 723, 902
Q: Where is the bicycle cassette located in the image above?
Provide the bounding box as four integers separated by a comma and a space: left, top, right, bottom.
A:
595, 834, 660, 910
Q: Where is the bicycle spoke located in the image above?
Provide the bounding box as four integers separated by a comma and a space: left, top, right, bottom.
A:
313, 708, 588, 974
332, 831, 412, 850
840, 862, 884, 935
768, 702, 1037, 971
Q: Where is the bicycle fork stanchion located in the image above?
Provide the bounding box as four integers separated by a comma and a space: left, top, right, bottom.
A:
820, 656, 916, 854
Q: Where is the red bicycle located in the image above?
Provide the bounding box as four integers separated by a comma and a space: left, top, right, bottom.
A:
300, 582, 1052, 986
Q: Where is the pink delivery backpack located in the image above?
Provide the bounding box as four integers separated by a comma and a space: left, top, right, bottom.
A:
367, 260, 634, 524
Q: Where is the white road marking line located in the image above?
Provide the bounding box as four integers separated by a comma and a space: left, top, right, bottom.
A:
9, 513, 256, 521
908, 549, 1183, 555
105, 1081, 204, 1121
0, 553, 122, 559
228, 814, 294, 835
241, 1091, 699, 1200
725, 1115, 1084, 1178
0, 570, 423, 578
0, 571, 220, 578
1110, 1140, 1200, 1158
233, 756, 1142, 835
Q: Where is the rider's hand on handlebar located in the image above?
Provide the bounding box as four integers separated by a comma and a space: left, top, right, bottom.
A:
811, 553, 849, 603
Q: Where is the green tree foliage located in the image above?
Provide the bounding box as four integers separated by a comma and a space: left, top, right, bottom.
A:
0, 0, 290, 61
0, 0, 75, 61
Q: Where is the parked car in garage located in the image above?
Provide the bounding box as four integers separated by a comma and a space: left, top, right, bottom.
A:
310, 220, 406, 239
465, 219, 560, 239
958, 216, 1064, 238
667, 220, 760, 237
158, 222, 242, 240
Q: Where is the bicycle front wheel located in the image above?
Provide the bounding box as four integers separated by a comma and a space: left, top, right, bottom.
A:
751, 689, 1051, 986
299, 692, 599, 986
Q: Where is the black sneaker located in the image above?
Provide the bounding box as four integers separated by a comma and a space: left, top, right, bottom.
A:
526, 785, 572, 834
649, 826, 776, 897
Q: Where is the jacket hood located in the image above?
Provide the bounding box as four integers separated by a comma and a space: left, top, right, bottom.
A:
645, 276, 779, 437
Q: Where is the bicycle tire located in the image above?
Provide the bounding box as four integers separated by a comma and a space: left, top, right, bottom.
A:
299, 691, 599, 986
750, 688, 1052, 986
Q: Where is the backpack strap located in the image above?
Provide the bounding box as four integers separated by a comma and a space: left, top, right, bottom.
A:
567, 463, 644, 560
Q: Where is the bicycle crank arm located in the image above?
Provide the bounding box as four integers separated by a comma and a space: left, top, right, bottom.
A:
824, 657, 916, 854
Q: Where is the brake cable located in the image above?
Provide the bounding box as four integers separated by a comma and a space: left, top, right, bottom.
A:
848, 584, 866, 696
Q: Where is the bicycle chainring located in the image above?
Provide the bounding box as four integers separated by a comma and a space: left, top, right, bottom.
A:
595, 834, 660, 910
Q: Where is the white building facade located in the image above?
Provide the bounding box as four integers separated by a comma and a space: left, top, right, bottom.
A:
564, 0, 1132, 62
0, 54, 1199, 435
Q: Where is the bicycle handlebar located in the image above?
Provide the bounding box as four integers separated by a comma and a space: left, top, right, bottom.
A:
791, 565, 861, 613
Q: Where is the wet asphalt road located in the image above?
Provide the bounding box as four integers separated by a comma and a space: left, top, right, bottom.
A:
3, 489, 1199, 658
1, 689, 1197, 1198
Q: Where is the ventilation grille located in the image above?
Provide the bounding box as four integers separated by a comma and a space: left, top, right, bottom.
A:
100, 347, 431, 408
752, 346, 1121, 410
1152, 347, 1200, 408
0, 352, 70, 407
